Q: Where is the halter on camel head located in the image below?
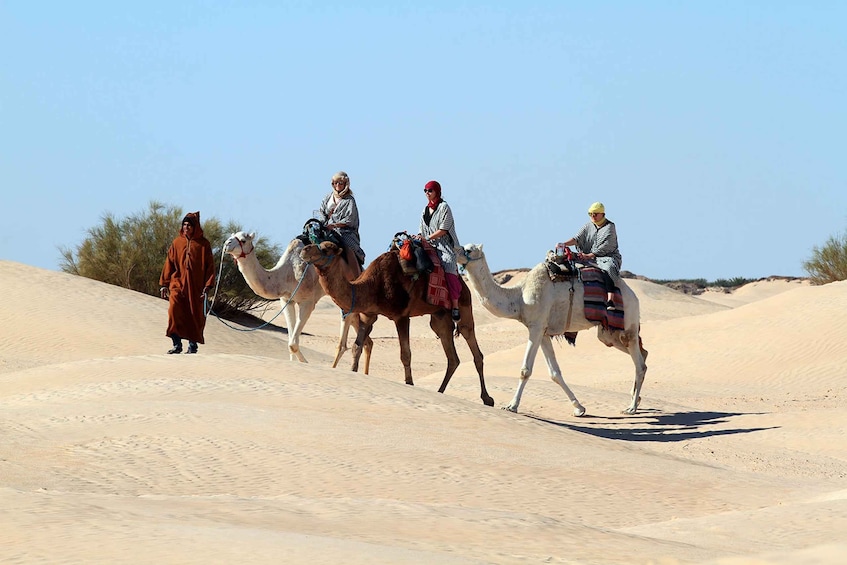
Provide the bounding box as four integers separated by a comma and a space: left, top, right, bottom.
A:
233, 237, 254, 260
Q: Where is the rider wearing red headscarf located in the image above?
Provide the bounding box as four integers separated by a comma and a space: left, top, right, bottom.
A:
419, 180, 463, 322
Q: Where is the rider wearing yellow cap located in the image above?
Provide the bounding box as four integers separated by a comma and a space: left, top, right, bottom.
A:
561, 202, 622, 310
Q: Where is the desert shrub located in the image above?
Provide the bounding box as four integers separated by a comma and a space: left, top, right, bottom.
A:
651, 278, 708, 288
803, 231, 847, 285
59, 201, 284, 315
711, 277, 758, 288
651, 277, 760, 289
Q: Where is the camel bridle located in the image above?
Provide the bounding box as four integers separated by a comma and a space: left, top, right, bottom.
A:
232, 237, 254, 261
302, 245, 336, 269
458, 247, 483, 273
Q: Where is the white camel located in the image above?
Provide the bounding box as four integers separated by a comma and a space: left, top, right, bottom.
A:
457, 243, 648, 416
222, 231, 369, 371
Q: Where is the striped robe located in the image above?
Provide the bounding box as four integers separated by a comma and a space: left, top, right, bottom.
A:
573, 219, 622, 280
420, 200, 461, 276
319, 191, 365, 265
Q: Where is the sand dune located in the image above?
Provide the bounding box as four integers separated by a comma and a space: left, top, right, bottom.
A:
1, 260, 845, 564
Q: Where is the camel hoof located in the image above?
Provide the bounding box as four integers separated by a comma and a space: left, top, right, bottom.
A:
502, 405, 518, 413
621, 396, 641, 415
573, 404, 586, 417
482, 396, 495, 407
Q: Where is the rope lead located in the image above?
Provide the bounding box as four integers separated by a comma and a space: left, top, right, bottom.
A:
205, 243, 312, 332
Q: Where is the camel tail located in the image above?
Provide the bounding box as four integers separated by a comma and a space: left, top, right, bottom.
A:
553, 333, 578, 347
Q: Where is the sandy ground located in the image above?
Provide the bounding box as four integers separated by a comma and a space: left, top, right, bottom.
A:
1, 259, 845, 564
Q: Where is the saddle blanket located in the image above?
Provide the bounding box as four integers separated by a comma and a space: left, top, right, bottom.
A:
422, 241, 452, 311
580, 267, 625, 332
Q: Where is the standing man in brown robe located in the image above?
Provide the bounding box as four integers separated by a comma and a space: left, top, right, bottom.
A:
159, 211, 216, 354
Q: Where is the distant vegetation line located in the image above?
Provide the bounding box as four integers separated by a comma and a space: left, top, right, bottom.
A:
648, 276, 759, 288
489, 267, 807, 296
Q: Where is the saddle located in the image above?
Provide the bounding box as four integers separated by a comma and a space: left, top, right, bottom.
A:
391, 232, 433, 277
391, 232, 450, 311
545, 249, 578, 282
299, 218, 343, 249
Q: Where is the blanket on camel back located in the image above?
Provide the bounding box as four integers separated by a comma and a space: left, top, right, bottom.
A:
393, 234, 451, 311
579, 266, 625, 332
421, 241, 451, 311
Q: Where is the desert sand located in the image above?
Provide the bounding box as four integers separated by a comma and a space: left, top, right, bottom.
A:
1, 259, 845, 564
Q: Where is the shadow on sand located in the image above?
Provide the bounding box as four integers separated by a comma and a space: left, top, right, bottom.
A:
525, 410, 777, 443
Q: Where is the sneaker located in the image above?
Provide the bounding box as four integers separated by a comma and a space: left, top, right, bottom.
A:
167, 345, 183, 354
451, 308, 461, 322
606, 300, 617, 311
186, 344, 198, 354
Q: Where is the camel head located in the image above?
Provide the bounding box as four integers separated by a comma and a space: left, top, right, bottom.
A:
457, 243, 485, 266
223, 231, 257, 260
299, 240, 342, 267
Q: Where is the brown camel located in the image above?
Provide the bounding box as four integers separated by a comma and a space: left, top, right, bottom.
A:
299, 240, 494, 407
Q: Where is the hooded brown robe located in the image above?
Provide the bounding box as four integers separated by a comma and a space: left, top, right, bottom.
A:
159, 211, 216, 344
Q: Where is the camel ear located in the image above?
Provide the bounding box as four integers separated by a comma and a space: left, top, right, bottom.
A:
248, 231, 256, 240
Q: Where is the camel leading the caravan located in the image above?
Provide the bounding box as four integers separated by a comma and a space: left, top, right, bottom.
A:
457, 243, 648, 416
222, 232, 371, 372
299, 240, 494, 407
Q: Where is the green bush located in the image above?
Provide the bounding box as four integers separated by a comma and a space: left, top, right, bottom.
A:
59, 201, 285, 315
711, 277, 758, 288
651, 278, 708, 288
803, 231, 847, 285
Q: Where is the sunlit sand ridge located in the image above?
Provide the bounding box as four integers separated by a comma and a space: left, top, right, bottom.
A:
1, 260, 845, 564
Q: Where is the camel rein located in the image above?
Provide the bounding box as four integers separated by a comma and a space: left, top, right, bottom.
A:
205, 245, 312, 332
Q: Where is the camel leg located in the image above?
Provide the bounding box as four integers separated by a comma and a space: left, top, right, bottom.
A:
395, 317, 414, 386
506, 376, 529, 413
455, 318, 494, 407
624, 333, 648, 415
280, 298, 298, 361
540, 335, 585, 417
505, 326, 545, 412
353, 314, 374, 375
362, 334, 373, 375
350, 314, 377, 373
331, 314, 354, 368
597, 327, 648, 414
281, 299, 308, 363
290, 300, 317, 363
430, 312, 462, 395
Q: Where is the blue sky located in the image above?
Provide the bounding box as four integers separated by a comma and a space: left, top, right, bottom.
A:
2, 1, 845, 280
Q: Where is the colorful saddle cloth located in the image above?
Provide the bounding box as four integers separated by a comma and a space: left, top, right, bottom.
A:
393, 236, 452, 311
421, 241, 452, 311
580, 266, 625, 332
